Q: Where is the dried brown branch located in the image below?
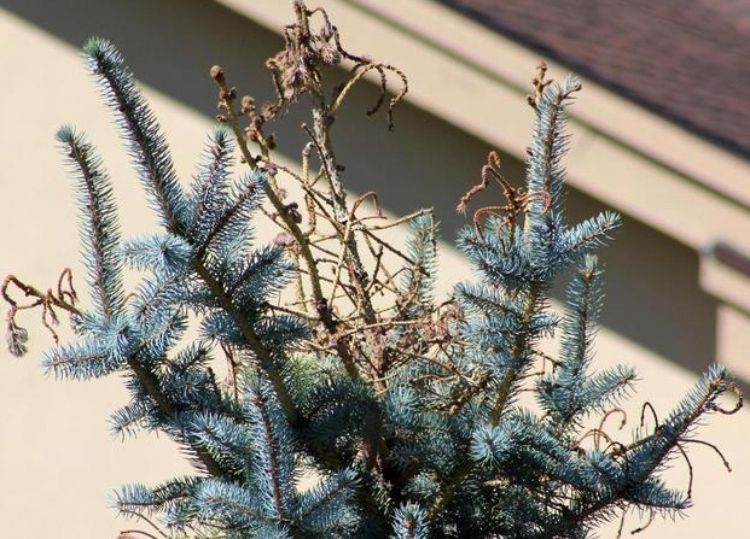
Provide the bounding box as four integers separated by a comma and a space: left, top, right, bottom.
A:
457, 150, 550, 236
2, 270, 81, 351
527, 61, 552, 109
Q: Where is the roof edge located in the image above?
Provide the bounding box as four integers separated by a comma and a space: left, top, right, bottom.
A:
348, 0, 750, 210
213, 0, 750, 259
435, 0, 750, 161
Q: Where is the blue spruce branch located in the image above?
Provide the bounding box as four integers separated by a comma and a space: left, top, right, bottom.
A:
56, 126, 124, 320
84, 37, 189, 234
2, 4, 742, 538
84, 37, 301, 424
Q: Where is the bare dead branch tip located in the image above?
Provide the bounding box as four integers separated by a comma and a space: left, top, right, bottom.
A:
2, 270, 80, 354
457, 150, 551, 236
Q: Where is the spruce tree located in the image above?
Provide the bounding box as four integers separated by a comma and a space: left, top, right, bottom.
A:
3, 2, 742, 538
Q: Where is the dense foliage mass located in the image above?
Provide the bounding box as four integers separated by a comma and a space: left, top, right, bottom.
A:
3, 2, 741, 538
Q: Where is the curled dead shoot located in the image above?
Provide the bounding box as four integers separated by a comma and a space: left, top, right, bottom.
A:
2, 269, 80, 352
457, 149, 551, 237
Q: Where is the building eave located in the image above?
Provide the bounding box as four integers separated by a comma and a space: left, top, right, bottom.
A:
214, 0, 750, 308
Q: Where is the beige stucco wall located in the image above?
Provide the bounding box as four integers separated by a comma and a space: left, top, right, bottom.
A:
0, 1, 747, 537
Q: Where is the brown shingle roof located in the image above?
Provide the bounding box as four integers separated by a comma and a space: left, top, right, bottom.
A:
437, 0, 750, 158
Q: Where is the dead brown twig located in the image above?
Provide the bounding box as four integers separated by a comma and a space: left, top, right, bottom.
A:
2, 269, 80, 353
457, 150, 550, 236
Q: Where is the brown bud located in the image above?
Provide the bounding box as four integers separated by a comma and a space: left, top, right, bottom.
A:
241, 95, 255, 114
319, 44, 341, 66
261, 161, 279, 176
284, 202, 303, 224
273, 232, 296, 247
260, 102, 281, 121
209, 65, 225, 82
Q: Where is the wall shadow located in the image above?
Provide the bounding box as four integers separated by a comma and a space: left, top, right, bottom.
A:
1, 0, 718, 374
